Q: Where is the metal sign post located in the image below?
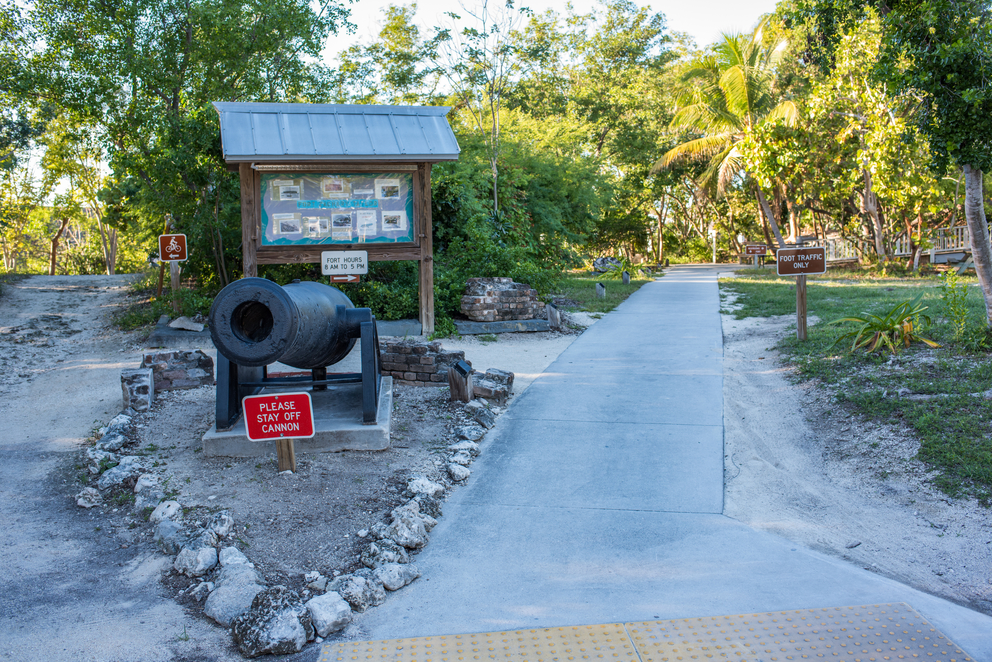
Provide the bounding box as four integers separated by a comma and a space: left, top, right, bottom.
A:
776, 247, 826, 341
242, 392, 316, 473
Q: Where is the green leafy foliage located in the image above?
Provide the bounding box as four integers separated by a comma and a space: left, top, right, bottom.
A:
722, 270, 992, 502
829, 296, 939, 353
940, 271, 971, 340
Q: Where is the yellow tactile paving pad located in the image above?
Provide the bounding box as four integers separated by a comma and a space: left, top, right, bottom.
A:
322, 604, 973, 662
627, 604, 971, 661
324, 623, 638, 662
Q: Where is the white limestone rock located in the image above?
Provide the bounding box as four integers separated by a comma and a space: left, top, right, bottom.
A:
406, 477, 444, 497
204, 563, 265, 627
448, 440, 480, 456
168, 316, 205, 332
360, 540, 410, 569
326, 574, 386, 613
219, 546, 251, 567
447, 463, 471, 482
373, 563, 421, 591
86, 448, 117, 474
75, 487, 102, 508
456, 426, 486, 441
95, 432, 127, 452
305, 592, 353, 637
96, 455, 147, 490
155, 519, 186, 555
231, 587, 314, 658
150, 500, 182, 523
208, 510, 235, 538
174, 531, 219, 577
449, 450, 473, 466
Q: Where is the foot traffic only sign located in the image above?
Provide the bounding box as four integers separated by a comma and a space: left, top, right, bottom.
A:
776, 247, 826, 276
159, 234, 188, 262
322, 250, 368, 283
776, 246, 826, 342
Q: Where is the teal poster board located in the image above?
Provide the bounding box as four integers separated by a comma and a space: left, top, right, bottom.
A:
260, 172, 415, 245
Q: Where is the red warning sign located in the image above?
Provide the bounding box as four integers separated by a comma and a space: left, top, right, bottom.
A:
242, 392, 315, 441
159, 234, 188, 262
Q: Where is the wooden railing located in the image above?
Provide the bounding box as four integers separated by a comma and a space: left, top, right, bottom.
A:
814, 226, 977, 261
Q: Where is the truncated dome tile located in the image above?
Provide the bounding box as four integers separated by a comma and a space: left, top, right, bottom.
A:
625, 603, 973, 661
322, 623, 638, 662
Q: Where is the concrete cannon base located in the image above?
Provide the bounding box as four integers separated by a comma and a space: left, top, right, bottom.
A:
201, 377, 392, 457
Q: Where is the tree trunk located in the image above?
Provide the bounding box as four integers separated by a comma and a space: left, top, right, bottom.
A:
786, 197, 800, 242
862, 169, 887, 261
96, 219, 116, 275
49, 217, 71, 276
912, 212, 923, 272
962, 164, 992, 327
755, 188, 786, 248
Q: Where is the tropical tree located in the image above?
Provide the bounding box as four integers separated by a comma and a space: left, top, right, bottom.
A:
877, 0, 992, 325
654, 20, 797, 247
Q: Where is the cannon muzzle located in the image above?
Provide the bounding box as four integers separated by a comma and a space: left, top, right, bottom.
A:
209, 278, 363, 369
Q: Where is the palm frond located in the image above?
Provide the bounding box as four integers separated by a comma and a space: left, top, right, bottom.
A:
653, 134, 733, 172
765, 99, 799, 127
719, 65, 752, 121
716, 146, 745, 194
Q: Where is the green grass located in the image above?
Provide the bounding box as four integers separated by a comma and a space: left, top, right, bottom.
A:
557, 273, 655, 314
720, 268, 992, 504
114, 270, 217, 330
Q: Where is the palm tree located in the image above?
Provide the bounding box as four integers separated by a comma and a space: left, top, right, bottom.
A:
653, 20, 796, 247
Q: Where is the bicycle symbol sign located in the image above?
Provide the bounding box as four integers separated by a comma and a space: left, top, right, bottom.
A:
159, 234, 188, 262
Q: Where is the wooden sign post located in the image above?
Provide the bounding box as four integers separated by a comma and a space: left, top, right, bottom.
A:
745, 244, 768, 269
242, 392, 315, 472
158, 230, 188, 312
776, 247, 826, 341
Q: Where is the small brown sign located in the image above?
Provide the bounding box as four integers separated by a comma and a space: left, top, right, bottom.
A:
776, 247, 826, 276
328, 274, 361, 283
159, 234, 188, 262
745, 244, 768, 256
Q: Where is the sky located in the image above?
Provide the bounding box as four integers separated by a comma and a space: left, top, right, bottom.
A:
326, 0, 783, 59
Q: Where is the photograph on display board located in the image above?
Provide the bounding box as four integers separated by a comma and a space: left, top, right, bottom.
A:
322, 177, 349, 199
272, 213, 302, 235
259, 172, 415, 246
305, 216, 329, 237
382, 210, 408, 232
270, 179, 301, 201
375, 178, 401, 199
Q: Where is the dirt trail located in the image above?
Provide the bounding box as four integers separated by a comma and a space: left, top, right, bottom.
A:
0, 276, 239, 662
722, 312, 992, 615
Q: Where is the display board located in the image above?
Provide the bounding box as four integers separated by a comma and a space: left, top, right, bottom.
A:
260, 172, 415, 246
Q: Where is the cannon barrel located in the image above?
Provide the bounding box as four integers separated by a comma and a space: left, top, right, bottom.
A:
209, 278, 364, 369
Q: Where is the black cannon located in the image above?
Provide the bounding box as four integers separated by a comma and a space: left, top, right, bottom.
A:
209, 278, 382, 429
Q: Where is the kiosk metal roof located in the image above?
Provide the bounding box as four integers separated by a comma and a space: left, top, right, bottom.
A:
213, 102, 460, 163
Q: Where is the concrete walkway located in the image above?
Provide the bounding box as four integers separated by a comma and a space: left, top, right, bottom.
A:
352, 265, 992, 659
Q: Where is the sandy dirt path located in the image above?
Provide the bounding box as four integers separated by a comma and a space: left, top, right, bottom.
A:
0, 276, 240, 662
722, 311, 992, 616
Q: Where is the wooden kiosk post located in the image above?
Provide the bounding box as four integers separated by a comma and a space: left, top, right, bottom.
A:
215, 103, 460, 335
